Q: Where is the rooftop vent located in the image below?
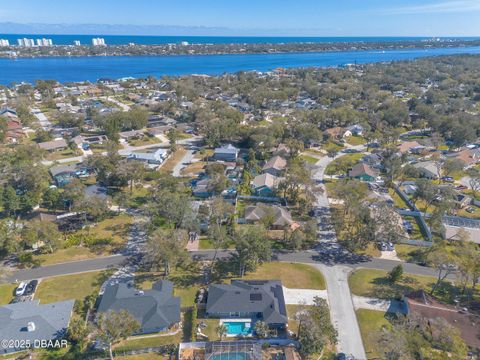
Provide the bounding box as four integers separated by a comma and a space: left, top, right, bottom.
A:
27, 322, 35, 332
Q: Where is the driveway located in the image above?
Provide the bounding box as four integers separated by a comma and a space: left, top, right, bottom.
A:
352, 295, 406, 313
283, 287, 327, 305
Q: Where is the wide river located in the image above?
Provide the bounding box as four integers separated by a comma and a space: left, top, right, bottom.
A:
1, 46, 480, 84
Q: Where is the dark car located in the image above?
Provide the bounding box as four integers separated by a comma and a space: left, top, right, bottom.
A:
23, 280, 38, 296
337, 354, 347, 360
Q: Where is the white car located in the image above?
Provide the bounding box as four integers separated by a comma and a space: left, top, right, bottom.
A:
15, 282, 28, 296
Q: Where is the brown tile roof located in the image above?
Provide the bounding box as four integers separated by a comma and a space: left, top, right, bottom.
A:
349, 162, 377, 178
262, 155, 287, 172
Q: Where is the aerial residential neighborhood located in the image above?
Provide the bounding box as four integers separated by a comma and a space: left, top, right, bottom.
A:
0, 2, 480, 360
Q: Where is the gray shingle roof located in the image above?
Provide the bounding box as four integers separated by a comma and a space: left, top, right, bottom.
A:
97, 280, 180, 334
0, 300, 74, 354
206, 280, 287, 326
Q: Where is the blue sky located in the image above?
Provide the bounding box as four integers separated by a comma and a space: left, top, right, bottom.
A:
0, 0, 479, 36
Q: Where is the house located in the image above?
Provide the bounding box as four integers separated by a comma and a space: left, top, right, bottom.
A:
38, 139, 68, 152
347, 124, 364, 136
119, 130, 145, 141
397, 140, 422, 154
405, 290, 480, 350
455, 193, 472, 209
0, 108, 24, 143
362, 153, 383, 169
348, 163, 378, 182
192, 178, 215, 198
413, 161, 438, 179
0, 300, 74, 354
205, 280, 288, 330
251, 173, 280, 197
214, 144, 239, 162
244, 204, 300, 230
49, 164, 92, 187
127, 148, 169, 168
271, 144, 290, 157
97, 281, 180, 335
448, 148, 479, 169
262, 155, 287, 176
324, 127, 351, 140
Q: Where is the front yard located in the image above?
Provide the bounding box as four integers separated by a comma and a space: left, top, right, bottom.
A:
356, 309, 392, 359
35, 270, 111, 304
0, 283, 16, 305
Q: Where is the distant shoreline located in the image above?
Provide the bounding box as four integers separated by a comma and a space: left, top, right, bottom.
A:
1, 39, 480, 59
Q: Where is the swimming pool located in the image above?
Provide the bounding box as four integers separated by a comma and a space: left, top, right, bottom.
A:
211, 352, 249, 360
223, 321, 252, 336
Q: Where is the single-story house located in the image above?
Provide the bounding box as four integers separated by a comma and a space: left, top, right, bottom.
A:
348, 163, 378, 182
49, 164, 92, 187
262, 155, 287, 176
214, 144, 239, 162
0, 300, 74, 354
97, 280, 180, 335
119, 130, 145, 141
324, 127, 351, 140
397, 140, 422, 154
271, 144, 290, 157
127, 148, 169, 167
251, 173, 280, 197
206, 280, 288, 330
192, 178, 215, 198
38, 139, 68, 152
244, 204, 300, 230
405, 290, 480, 350
413, 161, 439, 179
448, 148, 479, 169
455, 193, 472, 209
347, 124, 364, 136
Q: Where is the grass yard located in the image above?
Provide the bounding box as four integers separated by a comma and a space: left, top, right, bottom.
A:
33, 246, 99, 266
116, 354, 168, 360
242, 263, 326, 290
0, 284, 16, 305
89, 213, 133, 247
44, 148, 79, 161
395, 243, 428, 263
35, 270, 111, 304
346, 136, 367, 146
197, 318, 220, 341
299, 154, 319, 164
325, 153, 363, 176
356, 309, 392, 359
349, 269, 458, 304
180, 161, 207, 176
115, 333, 182, 352
160, 147, 188, 174
128, 136, 162, 147
198, 238, 234, 250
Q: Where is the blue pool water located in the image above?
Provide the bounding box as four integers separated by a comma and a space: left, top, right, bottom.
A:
224, 321, 252, 336
211, 352, 248, 360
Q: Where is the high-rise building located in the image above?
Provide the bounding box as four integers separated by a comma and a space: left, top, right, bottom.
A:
36, 38, 53, 46
92, 38, 106, 46
17, 38, 35, 47
0, 39, 10, 46
74, 40, 81, 46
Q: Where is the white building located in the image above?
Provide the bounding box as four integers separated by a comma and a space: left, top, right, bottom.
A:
17, 38, 35, 47
73, 40, 81, 46
0, 39, 10, 46
92, 37, 106, 46
36, 38, 53, 46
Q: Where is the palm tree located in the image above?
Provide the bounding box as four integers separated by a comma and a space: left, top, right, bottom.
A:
216, 324, 228, 341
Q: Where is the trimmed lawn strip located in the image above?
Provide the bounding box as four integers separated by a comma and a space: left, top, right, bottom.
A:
356, 309, 392, 359
35, 270, 111, 304
346, 136, 366, 146
0, 284, 16, 305
115, 333, 182, 352
242, 263, 326, 290
349, 269, 458, 304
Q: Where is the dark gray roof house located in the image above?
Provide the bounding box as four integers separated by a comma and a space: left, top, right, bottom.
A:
206, 280, 288, 328
97, 280, 180, 334
0, 300, 74, 355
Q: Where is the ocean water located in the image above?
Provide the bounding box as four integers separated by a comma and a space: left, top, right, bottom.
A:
1, 45, 480, 84
2, 35, 478, 46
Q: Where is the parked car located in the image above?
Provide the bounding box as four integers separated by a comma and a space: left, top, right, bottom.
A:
441, 176, 454, 183
466, 207, 476, 214
337, 354, 347, 360
15, 282, 28, 296
23, 280, 38, 296
343, 148, 359, 153
403, 220, 413, 233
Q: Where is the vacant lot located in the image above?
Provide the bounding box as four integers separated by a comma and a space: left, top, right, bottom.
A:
356, 309, 392, 359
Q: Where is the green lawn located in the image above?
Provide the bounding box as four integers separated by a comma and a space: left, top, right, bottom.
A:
356, 309, 392, 359
0, 284, 16, 305
325, 153, 363, 176
346, 136, 367, 146
299, 154, 319, 164
349, 269, 458, 304
197, 318, 220, 341
35, 271, 111, 304
242, 262, 326, 290
198, 238, 235, 250
115, 333, 182, 352
33, 247, 98, 266
395, 244, 427, 263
